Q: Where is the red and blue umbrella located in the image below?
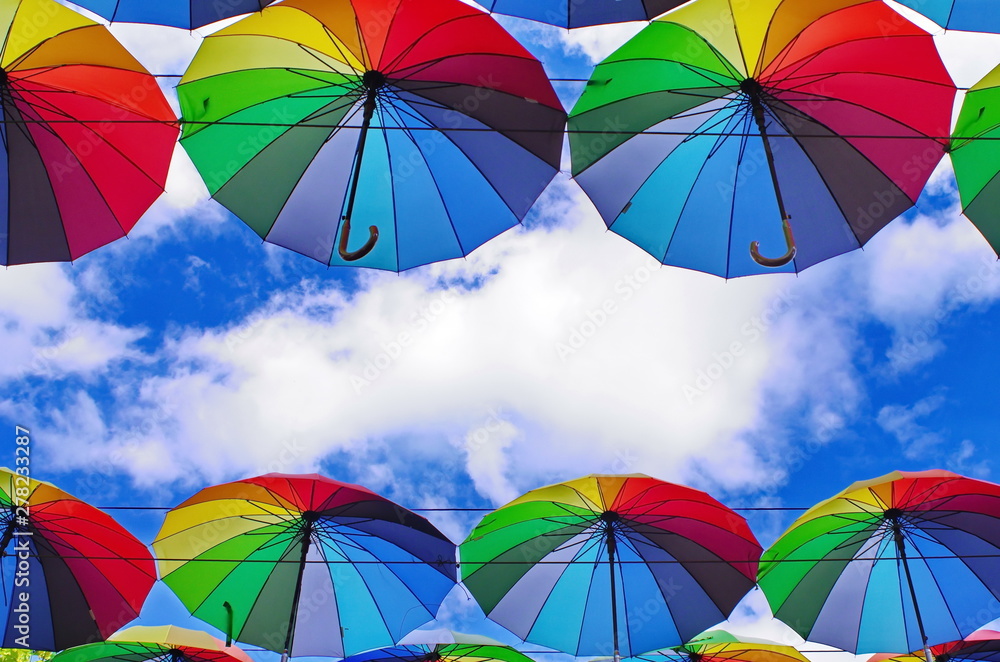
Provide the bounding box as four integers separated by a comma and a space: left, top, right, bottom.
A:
178, 0, 565, 271
472, 0, 689, 28
69, 0, 274, 29
1, 0, 178, 265
153, 474, 457, 659
0, 468, 156, 651
892, 1, 1000, 32
460, 475, 762, 659
568, 0, 955, 277
759, 470, 1000, 656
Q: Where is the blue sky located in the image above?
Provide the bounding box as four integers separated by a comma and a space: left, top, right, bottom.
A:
2, 0, 1000, 659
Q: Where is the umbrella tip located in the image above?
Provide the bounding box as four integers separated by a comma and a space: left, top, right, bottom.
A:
363, 70, 387, 90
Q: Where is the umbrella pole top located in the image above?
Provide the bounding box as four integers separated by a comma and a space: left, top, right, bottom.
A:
739, 78, 764, 100
362, 69, 387, 91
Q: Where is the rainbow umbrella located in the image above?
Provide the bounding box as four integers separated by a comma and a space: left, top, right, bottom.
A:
178, 0, 565, 271
471, 0, 688, 28
568, 0, 955, 277
342, 630, 536, 662
0, 0, 178, 265
152, 474, 457, 660
892, 1, 1000, 32
626, 630, 811, 662
872, 631, 1000, 662
0, 468, 156, 651
951, 62, 1000, 254
758, 470, 1000, 657
68, 0, 273, 29
460, 475, 762, 660
50, 626, 254, 662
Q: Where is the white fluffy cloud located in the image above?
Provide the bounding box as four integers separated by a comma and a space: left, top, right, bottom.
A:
0, 264, 145, 381
21, 177, 998, 509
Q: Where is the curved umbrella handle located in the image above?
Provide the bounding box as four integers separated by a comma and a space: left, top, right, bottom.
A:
750, 215, 796, 268
338, 220, 379, 261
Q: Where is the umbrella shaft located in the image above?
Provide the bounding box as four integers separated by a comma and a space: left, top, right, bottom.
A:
893, 526, 931, 658
340, 88, 379, 250
284, 527, 314, 658
749, 97, 789, 222
606, 532, 620, 661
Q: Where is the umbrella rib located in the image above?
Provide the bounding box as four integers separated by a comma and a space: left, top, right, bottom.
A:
654, 106, 738, 264
724, 108, 756, 277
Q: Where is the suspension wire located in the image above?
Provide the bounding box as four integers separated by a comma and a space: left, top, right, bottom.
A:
0, 116, 990, 142
8, 552, 1000, 564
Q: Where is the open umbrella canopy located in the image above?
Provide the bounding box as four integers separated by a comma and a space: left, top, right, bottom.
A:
67, 0, 273, 29
951, 62, 1000, 254
152, 473, 457, 659
178, 0, 565, 271
0, 0, 178, 265
626, 629, 811, 662
891, 0, 1000, 32
471, 0, 689, 29
568, 0, 955, 277
50, 625, 254, 662
871, 630, 1000, 662
758, 470, 1000, 655
460, 474, 761, 658
0, 468, 156, 651
341, 630, 536, 662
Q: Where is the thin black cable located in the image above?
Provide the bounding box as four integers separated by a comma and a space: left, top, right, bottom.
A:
0, 115, 993, 142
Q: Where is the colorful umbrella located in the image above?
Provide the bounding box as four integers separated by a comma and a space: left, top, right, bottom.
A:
459, 474, 762, 659
50, 625, 254, 662
0, 0, 178, 265
568, 0, 955, 277
471, 0, 688, 29
951, 62, 1000, 254
758, 470, 1000, 656
152, 473, 457, 659
342, 630, 536, 662
68, 0, 273, 29
626, 629, 811, 662
872, 630, 1000, 662
178, 0, 565, 271
892, 1, 1000, 32
0, 467, 156, 651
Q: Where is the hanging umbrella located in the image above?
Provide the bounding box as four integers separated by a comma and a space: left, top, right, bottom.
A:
891, 1, 1000, 32
951, 62, 1000, 254
471, 0, 689, 29
0, 0, 178, 266
871, 631, 1000, 662
624, 629, 811, 662
49, 625, 254, 662
459, 474, 762, 660
758, 470, 1000, 658
68, 0, 273, 30
568, 0, 956, 277
152, 473, 457, 660
342, 630, 536, 662
178, 0, 565, 272
0, 467, 157, 651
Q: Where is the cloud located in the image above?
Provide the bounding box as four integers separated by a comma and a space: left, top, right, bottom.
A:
0, 264, 145, 380
877, 393, 947, 459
